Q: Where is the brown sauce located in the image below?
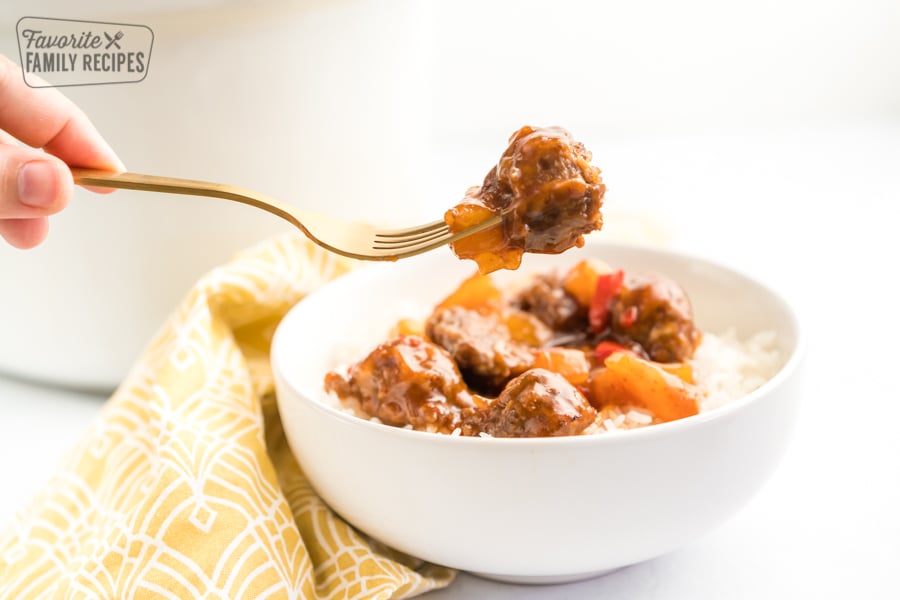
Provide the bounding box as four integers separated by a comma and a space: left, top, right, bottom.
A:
324, 259, 703, 437
445, 126, 606, 273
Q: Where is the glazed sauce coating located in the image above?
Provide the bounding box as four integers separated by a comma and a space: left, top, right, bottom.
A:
425, 306, 535, 395
461, 369, 597, 438
324, 335, 476, 433
446, 126, 606, 273
513, 273, 587, 332
610, 273, 702, 363
324, 261, 704, 437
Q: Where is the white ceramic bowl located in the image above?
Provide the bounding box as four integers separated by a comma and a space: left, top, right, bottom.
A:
271, 241, 805, 583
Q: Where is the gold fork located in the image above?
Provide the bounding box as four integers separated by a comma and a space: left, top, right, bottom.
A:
71, 169, 502, 262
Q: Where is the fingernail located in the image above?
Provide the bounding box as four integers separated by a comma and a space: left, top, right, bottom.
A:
18, 161, 59, 208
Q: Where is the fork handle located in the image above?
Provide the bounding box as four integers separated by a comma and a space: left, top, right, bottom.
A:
70, 168, 312, 237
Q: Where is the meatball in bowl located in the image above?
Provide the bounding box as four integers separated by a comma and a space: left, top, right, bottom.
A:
271, 241, 805, 583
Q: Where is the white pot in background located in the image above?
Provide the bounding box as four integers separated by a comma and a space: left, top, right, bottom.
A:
0, 1, 431, 390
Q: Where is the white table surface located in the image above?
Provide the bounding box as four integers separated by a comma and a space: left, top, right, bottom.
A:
2, 119, 899, 598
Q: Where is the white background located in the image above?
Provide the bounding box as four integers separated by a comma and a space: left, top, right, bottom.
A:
2, 1, 899, 598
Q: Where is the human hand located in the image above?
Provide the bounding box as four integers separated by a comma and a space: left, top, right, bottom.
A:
0, 54, 124, 249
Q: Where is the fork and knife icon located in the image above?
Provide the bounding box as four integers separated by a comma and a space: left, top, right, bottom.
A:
104, 31, 124, 50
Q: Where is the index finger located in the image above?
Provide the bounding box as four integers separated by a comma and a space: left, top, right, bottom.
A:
0, 54, 124, 171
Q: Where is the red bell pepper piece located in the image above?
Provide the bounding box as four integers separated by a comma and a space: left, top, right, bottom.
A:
588, 269, 624, 333
594, 340, 636, 362
618, 305, 638, 328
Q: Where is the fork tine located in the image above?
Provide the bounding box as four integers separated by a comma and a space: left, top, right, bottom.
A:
373, 225, 451, 249
369, 214, 503, 258
374, 220, 447, 238
372, 230, 458, 254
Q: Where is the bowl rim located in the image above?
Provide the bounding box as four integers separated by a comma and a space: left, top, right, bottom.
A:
271, 240, 806, 447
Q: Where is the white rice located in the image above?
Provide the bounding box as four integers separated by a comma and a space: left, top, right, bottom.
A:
625, 409, 653, 425
692, 328, 781, 412
324, 328, 782, 436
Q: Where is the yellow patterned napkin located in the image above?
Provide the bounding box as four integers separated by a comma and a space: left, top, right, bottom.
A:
0, 235, 455, 599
